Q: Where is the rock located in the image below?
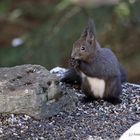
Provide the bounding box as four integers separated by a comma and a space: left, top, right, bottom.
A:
0, 64, 78, 119
120, 122, 140, 140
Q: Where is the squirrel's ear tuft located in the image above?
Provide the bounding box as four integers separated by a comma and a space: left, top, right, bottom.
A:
81, 19, 96, 45
81, 19, 96, 38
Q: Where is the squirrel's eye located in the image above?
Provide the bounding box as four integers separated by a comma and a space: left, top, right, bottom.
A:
81, 46, 85, 51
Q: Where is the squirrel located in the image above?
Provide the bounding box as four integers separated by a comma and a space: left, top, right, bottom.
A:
61, 19, 127, 104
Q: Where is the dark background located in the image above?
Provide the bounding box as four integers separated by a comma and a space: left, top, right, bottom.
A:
0, 0, 140, 83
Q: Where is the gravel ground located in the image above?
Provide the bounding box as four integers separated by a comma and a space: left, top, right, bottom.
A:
0, 83, 140, 140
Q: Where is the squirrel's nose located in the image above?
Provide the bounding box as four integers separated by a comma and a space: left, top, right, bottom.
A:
71, 51, 80, 60
71, 55, 80, 60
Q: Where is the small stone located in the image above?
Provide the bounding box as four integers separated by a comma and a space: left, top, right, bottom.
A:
39, 137, 45, 140
13, 133, 18, 136
23, 115, 31, 120
0, 128, 3, 133
86, 135, 94, 140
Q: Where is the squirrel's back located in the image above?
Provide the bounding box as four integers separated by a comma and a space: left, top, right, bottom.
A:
90, 45, 121, 77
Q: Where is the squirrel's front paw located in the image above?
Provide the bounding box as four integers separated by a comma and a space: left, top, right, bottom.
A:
69, 58, 80, 68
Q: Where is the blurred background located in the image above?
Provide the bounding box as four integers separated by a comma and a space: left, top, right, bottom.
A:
0, 0, 139, 83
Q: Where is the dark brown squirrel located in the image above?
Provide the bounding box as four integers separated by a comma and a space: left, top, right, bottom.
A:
61, 19, 127, 104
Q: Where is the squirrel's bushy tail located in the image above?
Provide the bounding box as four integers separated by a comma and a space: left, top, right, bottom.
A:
120, 64, 127, 83
60, 68, 82, 85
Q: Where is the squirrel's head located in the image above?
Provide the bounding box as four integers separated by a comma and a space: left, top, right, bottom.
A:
71, 19, 96, 63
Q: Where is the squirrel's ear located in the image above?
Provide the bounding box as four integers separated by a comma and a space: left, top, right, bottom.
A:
81, 19, 96, 45
81, 19, 96, 38
86, 29, 95, 45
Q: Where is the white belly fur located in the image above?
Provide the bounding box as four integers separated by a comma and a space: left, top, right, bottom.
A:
81, 72, 105, 98
87, 77, 105, 98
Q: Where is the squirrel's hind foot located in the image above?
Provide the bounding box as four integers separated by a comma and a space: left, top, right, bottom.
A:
81, 96, 96, 103
105, 97, 122, 105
